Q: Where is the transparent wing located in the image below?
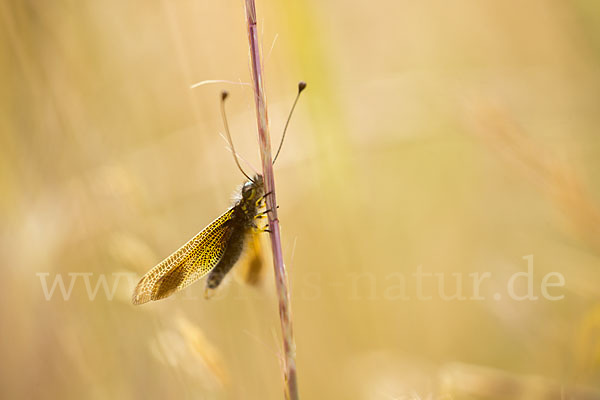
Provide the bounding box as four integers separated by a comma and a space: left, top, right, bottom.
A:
132, 208, 235, 304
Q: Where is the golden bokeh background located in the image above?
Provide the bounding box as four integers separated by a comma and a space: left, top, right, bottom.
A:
2, 0, 600, 399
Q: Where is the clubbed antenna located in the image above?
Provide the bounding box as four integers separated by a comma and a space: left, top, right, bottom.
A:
272, 82, 307, 164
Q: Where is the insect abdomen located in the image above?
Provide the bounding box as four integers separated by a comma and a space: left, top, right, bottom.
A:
206, 225, 248, 290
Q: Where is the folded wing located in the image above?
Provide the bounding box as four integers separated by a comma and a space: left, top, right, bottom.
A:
132, 208, 235, 304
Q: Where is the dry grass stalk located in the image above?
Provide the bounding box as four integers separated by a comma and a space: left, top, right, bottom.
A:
243, 1, 299, 399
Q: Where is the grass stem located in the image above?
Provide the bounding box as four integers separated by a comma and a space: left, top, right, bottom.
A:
243, 1, 299, 399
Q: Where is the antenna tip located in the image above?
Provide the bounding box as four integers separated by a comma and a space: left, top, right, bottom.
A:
221, 91, 229, 101
298, 81, 307, 93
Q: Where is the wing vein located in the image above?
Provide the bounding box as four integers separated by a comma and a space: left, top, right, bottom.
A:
131, 207, 236, 304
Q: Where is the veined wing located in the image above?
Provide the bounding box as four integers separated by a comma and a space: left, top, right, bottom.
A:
132, 207, 235, 305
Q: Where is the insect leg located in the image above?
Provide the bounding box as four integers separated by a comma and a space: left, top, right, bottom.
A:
255, 191, 273, 206
258, 224, 272, 233
255, 205, 280, 218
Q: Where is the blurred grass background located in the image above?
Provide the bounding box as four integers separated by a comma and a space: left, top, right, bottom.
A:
2, 0, 600, 399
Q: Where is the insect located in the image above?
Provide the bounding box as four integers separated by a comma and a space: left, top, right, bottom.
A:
132, 82, 306, 305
